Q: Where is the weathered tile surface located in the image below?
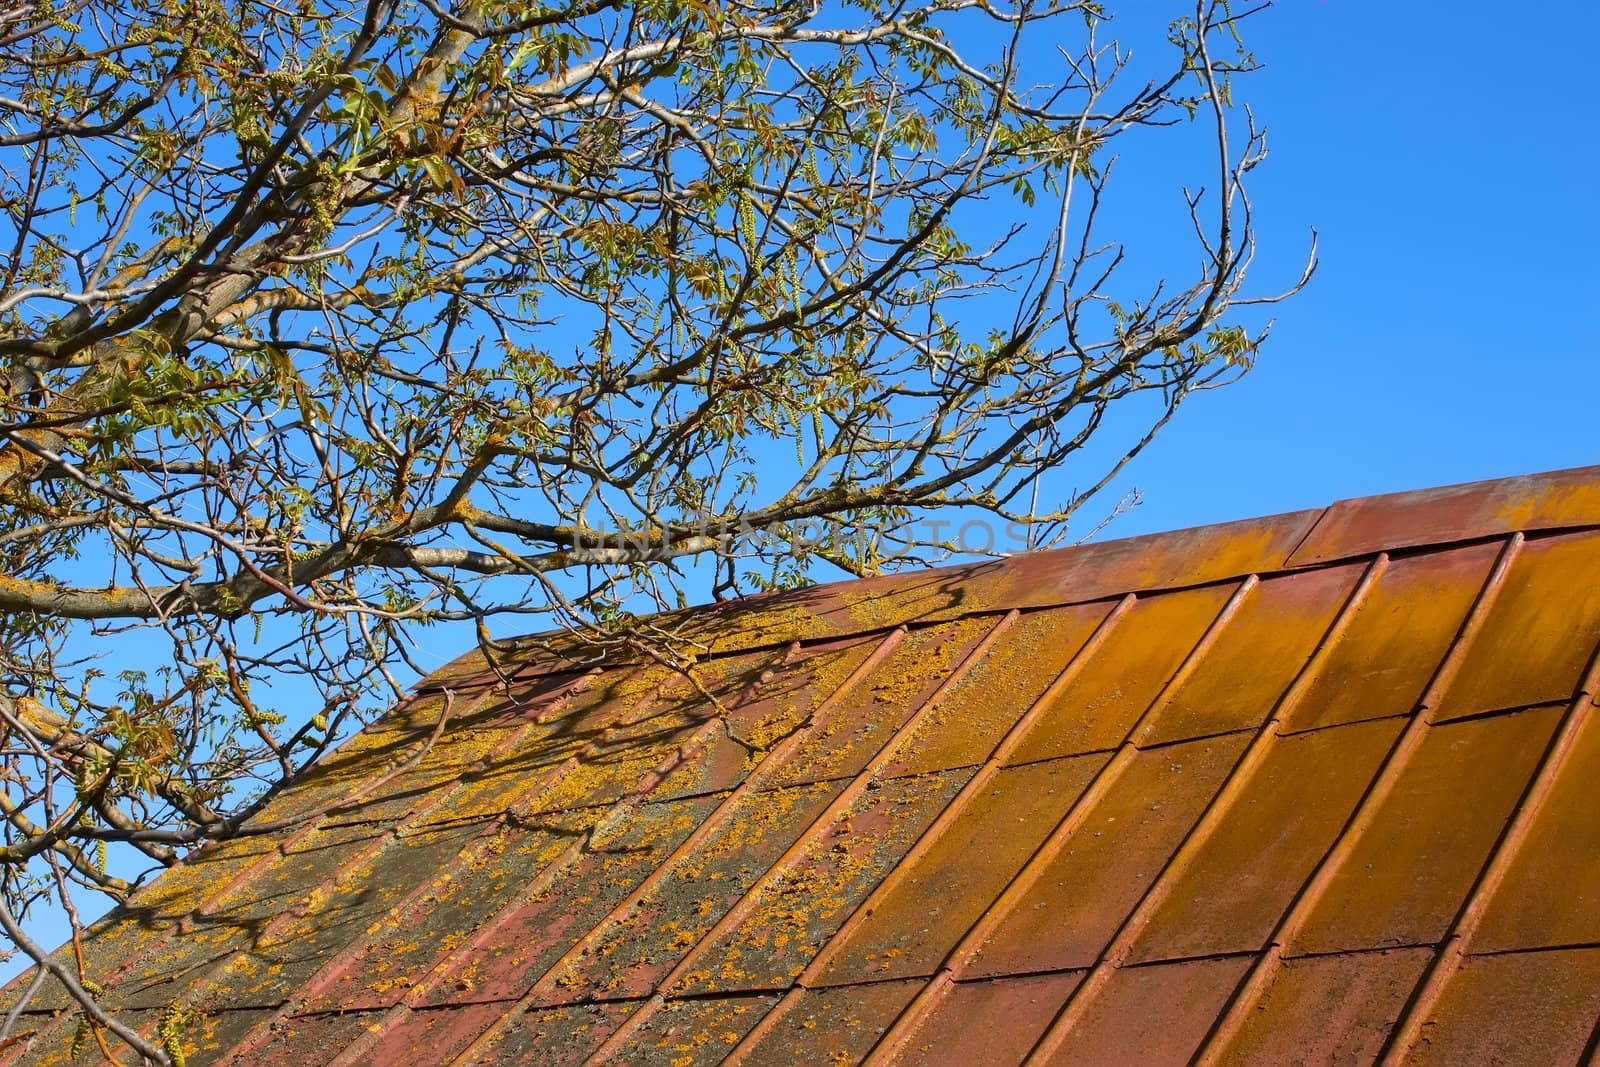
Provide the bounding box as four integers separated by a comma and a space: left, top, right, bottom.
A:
7, 466, 1600, 1066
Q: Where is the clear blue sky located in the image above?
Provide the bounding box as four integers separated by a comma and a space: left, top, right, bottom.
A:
1079, 0, 1598, 540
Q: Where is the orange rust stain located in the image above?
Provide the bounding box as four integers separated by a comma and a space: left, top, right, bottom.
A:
881, 602, 1110, 777
1434, 530, 1600, 720
1007, 582, 1237, 765
1209, 948, 1435, 1066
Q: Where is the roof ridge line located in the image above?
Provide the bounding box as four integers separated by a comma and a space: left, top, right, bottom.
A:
418, 465, 1600, 689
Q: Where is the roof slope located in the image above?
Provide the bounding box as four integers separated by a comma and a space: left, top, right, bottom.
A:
6, 466, 1600, 1065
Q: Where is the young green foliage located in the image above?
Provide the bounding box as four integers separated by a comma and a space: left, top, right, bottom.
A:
0, 1, 1310, 1057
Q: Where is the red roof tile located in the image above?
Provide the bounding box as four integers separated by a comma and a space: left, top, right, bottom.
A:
7, 465, 1600, 1065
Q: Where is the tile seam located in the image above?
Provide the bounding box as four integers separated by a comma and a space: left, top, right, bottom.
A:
1280, 503, 1337, 569
416, 625, 933, 1066
1019, 551, 1394, 1065
460, 605, 1025, 684
1193, 536, 1526, 1064
1445, 940, 1600, 961
1374, 634, 1600, 1065
790, 598, 1136, 992
569, 610, 1027, 1067
720, 984, 807, 1062
457, 540, 1512, 682
30, 475, 1600, 1060
103, 679, 600, 1060
433, 633, 892, 1026
860, 578, 1259, 1065
307, 645, 812, 1067
167, 696, 602, 1034
75, 680, 523, 1010
1582, 1018, 1600, 1066
1273, 700, 1563, 740
214, 660, 744, 1065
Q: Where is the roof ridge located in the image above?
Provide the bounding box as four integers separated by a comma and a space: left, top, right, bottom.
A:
422, 464, 1600, 689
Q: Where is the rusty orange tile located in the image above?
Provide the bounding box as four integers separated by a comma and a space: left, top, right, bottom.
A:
10, 831, 287, 1013
888, 971, 1085, 1067
674, 770, 967, 995
607, 992, 780, 1066
296, 672, 608, 828
414, 794, 723, 1007
1138, 563, 1363, 746
1006, 583, 1239, 766
1288, 465, 1600, 566
298, 808, 606, 1012
1397, 948, 1600, 1065
227, 1008, 378, 1064
313, 719, 535, 827
352, 1000, 521, 1065
879, 603, 1112, 777
733, 979, 923, 1064
1209, 948, 1434, 1064
662, 506, 1319, 657
320, 724, 585, 830
198, 820, 492, 1012
1473, 701, 1600, 953
247, 684, 538, 827
619, 558, 1018, 666
1283, 541, 1502, 733
969, 732, 1249, 977
980, 507, 1324, 609
1038, 956, 1253, 1066
471, 1000, 636, 1065
767, 619, 993, 788
812, 753, 1110, 986
106, 820, 392, 1009
426, 670, 671, 821
1291, 706, 1561, 956
2, 1005, 273, 1067
145, 1006, 280, 1065
1433, 529, 1600, 721
508, 665, 745, 817
530, 780, 844, 1003
648, 639, 880, 801
1126, 717, 1403, 964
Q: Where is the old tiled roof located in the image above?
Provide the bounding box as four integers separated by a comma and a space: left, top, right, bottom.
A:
6, 466, 1600, 1065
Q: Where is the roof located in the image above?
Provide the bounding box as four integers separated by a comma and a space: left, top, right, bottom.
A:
6, 465, 1600, 1065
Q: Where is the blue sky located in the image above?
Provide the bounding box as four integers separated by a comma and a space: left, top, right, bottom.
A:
1077, 0, 1598, 539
